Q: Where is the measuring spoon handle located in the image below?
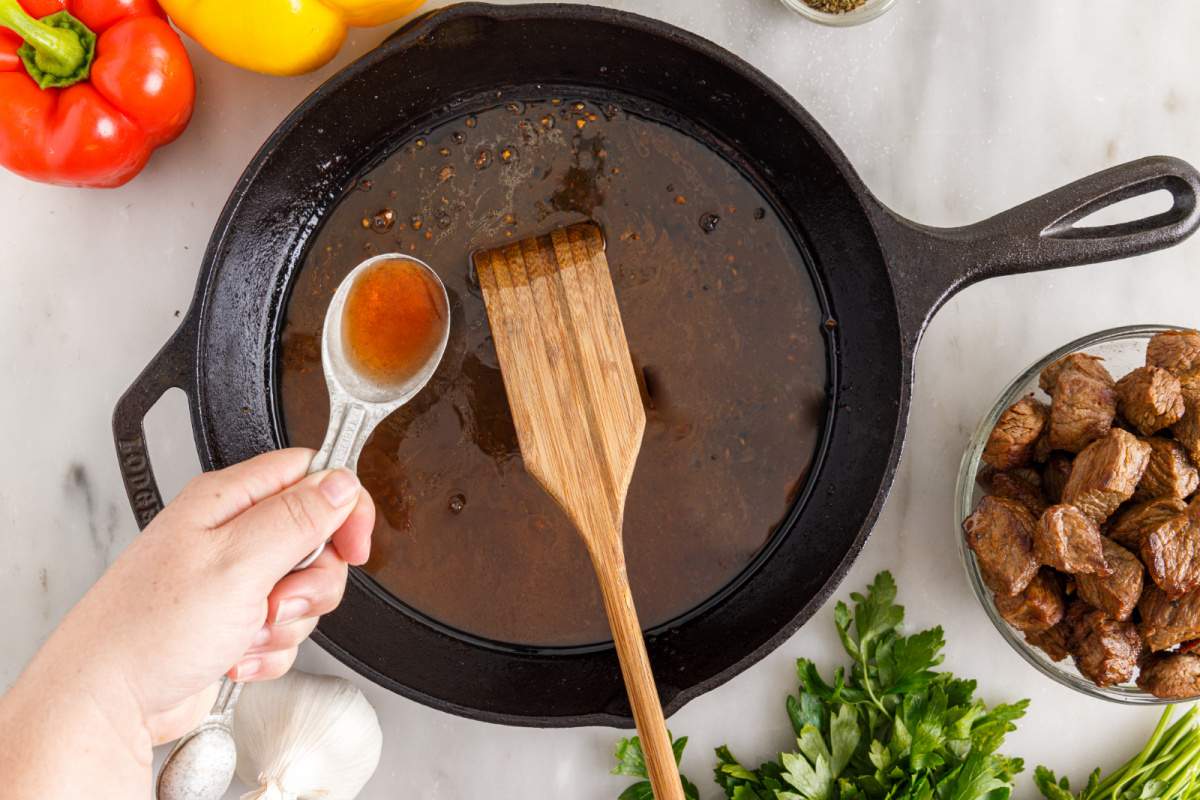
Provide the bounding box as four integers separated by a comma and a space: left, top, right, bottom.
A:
294, 400, 373, 570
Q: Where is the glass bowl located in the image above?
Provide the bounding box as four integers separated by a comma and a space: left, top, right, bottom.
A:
779, 0, 896, 26
956, 324, 1194, 704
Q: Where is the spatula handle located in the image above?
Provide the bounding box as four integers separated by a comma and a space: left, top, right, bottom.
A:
593, 548, 686, 800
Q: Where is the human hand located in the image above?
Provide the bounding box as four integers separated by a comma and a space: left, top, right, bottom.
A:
39, 449, 374, 745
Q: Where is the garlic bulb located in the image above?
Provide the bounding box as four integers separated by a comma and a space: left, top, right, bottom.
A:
232, 669, 382, 800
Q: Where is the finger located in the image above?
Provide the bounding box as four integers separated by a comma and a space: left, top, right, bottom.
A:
265, 545, 348, 624
330, 488, 375, 566
173, 449, 316, 529
218, 468, 361, 585
246, 617, 319, 655
230, 647, 299, 682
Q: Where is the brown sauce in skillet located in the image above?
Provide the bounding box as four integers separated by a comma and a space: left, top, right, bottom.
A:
279, 98, 829, 647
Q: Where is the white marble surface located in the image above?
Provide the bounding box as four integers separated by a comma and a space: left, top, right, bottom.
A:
3, 0, 1200, 797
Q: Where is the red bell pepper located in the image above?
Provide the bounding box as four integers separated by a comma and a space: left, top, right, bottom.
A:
0, 0, 195, 187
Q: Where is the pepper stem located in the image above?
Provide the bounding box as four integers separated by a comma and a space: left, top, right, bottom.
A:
0, 0, 95, 89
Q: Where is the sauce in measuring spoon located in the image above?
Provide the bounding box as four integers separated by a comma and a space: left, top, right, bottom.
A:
342, 258, 448, 387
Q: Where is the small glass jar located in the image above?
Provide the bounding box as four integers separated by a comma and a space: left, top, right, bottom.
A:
956, 324, 1194, 704
779, 0, 896, 27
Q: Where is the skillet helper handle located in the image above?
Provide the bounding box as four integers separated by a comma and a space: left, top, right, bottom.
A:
112, 313, 200, 530
591, 540, 686, 800
877, 155, 1200, 349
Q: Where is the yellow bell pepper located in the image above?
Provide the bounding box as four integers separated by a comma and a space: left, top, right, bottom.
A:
159, 0, 427, 76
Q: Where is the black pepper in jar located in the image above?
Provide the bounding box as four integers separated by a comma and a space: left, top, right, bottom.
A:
803, 0, 867, 12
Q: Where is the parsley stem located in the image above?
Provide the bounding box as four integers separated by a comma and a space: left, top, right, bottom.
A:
1162, 746, 1200, 800
1100, 706, 1177, 800
856, 637, 888, 715
1155, 708, 1200, 763
1159, 737, 1200, 786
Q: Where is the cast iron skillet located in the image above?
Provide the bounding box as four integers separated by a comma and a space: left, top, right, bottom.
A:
113, 3, 1200, 727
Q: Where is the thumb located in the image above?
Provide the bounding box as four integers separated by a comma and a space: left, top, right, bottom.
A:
218, 468, 361, 584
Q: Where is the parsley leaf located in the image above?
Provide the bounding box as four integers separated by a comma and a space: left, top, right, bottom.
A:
613, 734, 699, 800
612, 573, 1028, 800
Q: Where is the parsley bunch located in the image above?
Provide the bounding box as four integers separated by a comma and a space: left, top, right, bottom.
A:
614, 572, 1029, 800
1036, 706, 1200, 800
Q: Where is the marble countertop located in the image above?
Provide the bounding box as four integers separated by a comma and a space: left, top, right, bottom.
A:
4, 0, 1200, 797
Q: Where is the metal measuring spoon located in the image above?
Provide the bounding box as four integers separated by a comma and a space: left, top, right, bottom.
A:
156, 253, 450, 800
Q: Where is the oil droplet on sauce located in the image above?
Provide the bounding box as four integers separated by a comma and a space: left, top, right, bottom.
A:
342, 259, 447, 387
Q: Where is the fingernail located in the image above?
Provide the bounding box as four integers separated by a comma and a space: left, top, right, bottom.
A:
233, 658, 261, 680
274, 597, 311, 625
319, 469, 360, 507
250, 626, 272, 648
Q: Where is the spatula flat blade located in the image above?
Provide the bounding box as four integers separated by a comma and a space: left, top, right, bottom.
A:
473, 222, 645, 541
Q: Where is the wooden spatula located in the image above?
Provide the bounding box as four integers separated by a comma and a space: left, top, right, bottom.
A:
475, 223, 684, 800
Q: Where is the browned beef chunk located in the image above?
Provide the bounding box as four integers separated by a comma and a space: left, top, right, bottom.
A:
1109, 497, 1187, 550
1049, 369, 1118, 453
983, 397, 1049, 470
1147, 330, 1200, 375
1139, 584, 1200, 651
1172, 369, 1200, 465
1062, 429, 1153, 522
994, 569, 1065, 632
1116, 367, 1185, 436
1034, 433, 1054, 463
1065, 602, 1143, 687
1011, 466, 1043, 487
1035, 504, 1111, 575
1025, 622, 1070, 662
979, 469, 1048, 516
1141, 502, 1200, 599
1040, 353, 1115, 394
1137, 653, 1200, 699
964, 496, 1039, 596
1135, 437, 1199, 501
1043, 454, 1074, 505
1076, 539, 1143, 621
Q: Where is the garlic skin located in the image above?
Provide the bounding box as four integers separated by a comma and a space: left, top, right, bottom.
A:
233, 670, 382, 800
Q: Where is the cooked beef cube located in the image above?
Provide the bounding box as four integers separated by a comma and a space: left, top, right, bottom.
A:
1108, 497, 1187, 550
1137, 653, 1200, 699
1062, 429, 1152, 522
1011, 466, 1043, 487
1035, 504, 1111, 575
1076, 539, 1143, 621
994, 569, 1065, 632
1040, 353, 1115, 394
1172, 369, 1200, 465
963, 496, 1039, 596
1049, 369, 1118, 453
1116, 367, 1185, 435
983, 397, 1049, 470
1139, 584, 1200, 651
1065, 602, 1143, 687
1147, 330, 1200, 375
1034, 433, 1054, 463
1141, 502, 1200, 599
1043, 454, 1074, 505
1135, 437, 1199, 501
981, 470, 1048, 516
1025, 622, 1070, 662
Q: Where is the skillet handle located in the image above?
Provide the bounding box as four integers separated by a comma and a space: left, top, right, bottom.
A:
112, 312, 200, 530
872, 155, 1200, 352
